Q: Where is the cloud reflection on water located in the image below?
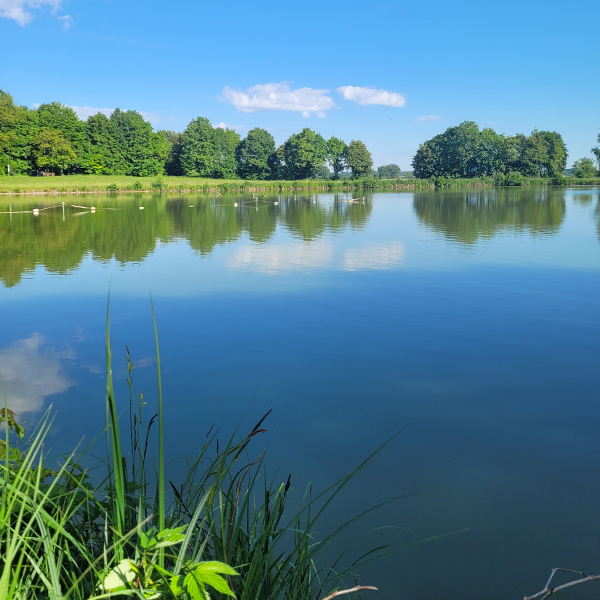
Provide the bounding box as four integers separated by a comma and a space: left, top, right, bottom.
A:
343, 243, 405, 271
230, 242, 334, 274
0, 333, 74, 415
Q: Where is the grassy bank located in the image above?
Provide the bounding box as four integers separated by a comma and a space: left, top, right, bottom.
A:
2, 175, 598, 196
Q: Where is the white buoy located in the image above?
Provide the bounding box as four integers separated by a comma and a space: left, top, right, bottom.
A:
32, 208, 40, 216
274, 201, 279, 206
91, 207, 96, 213
189, 205, 193, 208
139, 206, 144, 210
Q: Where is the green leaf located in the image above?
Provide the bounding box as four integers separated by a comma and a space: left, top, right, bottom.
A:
187, 562, 238, 598
100, 559, 137, 591
154, 525, 186, 548
193, 561, 238, 576
184, 572, 210, 600
139, 529, 151, 549
169, 575, 185, 596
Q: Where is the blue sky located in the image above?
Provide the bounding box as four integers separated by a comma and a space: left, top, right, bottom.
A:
1, 0, 598, 170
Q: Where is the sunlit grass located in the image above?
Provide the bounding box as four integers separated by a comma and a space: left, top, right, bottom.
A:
5, 173, 593, 195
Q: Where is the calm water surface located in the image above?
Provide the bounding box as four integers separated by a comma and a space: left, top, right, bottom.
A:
1, 187, 599, 599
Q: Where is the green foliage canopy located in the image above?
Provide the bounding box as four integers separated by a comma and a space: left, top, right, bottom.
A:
85, 113, 124, 174
377, 164, 401, 179
212, 127, 240, 179
282, 128, 327, 179
572, 157, 596, 178
33, 128, 77, 174
591, 132, 600, 169
346, 140, 373, 178
412, 121, 568, 179
326, 136, 347, 179
235, 127, 276, 180
37, 102, 89, 173
180, 117, 215, 177
108, 109, 167, 176
0, 90, 38, 175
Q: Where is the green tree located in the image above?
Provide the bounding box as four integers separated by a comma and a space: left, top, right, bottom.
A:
413, 123, 568, 180
0, 90, 38, 175
36, 102, 88, 172
109, 109, 167, 176
159, 130, 184, 176
572, 157, 596, 178
180, 117, 215, 177
33, 128, 77, 174
235, 128, 276, 180
411, 142, 437, 179
345, 140, 373, 178
326, 136, 347, 179
377, 164, 401, 179
212, 127, 240, 179
479, 128, 512, 176
511, 130, 567, 177
282, 128, 327, 179
267, 145, 286, 180
85, 113, 124, 174
591, 133, 600, 169
315, 164, 331, 179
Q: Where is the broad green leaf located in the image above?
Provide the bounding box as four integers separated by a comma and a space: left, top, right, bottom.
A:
154, 525, 186, 548
189, 563, 237, 598
194, 561, 239, 576
169, 575, 185, 596
101, 559, 137, 591
183, 572, 210, 600
139, 529, 150, 549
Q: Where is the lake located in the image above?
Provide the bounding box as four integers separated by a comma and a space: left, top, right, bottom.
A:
0, 187, 599, 599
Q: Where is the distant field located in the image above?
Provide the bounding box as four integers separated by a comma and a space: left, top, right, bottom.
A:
0, 175, 232, 193
0, 174, 410, 194
1, 174, 599, 195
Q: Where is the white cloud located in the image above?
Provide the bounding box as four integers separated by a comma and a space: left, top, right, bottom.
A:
337, 86, 406, 107
0, 0, 63, 26
215, 122, 246, 131
0, 333, 74, 415
415, 115, 442, 123
71, 106, 114, 119
32, 102, 40, 108
230, 242, 333, 274
343, 243, 405, 272
221, 83, 336, 117
139, 111, 162, 124
57, 13, 72, 29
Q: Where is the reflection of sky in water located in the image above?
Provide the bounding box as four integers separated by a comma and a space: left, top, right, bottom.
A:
229, 241, 406, 274
0, 188, 599, 600
230, 241, 334, 273
0, 333, 74, 414
343, 243, 405, 271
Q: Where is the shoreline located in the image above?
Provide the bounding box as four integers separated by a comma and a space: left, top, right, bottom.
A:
1, 176, 599, 196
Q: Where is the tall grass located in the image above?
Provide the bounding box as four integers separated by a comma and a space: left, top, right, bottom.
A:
0, 309, 452, 599
6, 173, 594, 196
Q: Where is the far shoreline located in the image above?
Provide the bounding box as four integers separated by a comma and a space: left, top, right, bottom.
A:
1, 174, 599, 196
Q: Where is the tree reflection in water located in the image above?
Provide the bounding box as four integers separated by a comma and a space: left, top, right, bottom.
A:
0, 194, 373, 287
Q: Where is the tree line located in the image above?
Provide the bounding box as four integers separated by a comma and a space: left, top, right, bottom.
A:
411, 121, 600, 181
0, 90, 378, 180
